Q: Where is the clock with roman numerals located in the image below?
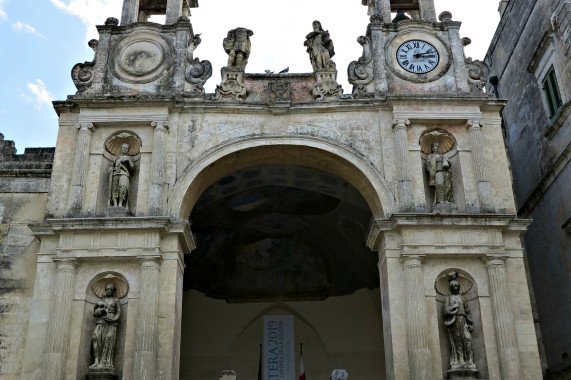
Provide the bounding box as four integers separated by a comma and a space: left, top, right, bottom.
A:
385, 32, 450, 83
396, 40, 439, 74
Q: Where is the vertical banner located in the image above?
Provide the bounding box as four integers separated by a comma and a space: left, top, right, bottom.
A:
263, 315, 295, 380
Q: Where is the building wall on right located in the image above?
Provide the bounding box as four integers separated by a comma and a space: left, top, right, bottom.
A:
485, 0, 571, 376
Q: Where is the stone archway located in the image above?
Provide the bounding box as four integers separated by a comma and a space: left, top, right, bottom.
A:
168, 136, 396, 221
173, 139, 392, 379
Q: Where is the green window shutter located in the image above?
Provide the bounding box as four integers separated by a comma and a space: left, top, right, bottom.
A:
542, 65, 563, 121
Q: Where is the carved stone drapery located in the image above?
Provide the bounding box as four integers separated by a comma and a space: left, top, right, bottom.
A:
484, 257, 523, 380
347, 36, 374, 98
67, 123, 94, 216
466, 120, 495, 212
149, 121, 169, 215
133, 256, 162, 380
402, 255, 432, 380
42, 258, 77, 380
393, 119, 414, 211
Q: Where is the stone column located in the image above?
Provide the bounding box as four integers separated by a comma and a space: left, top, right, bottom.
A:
166, 0, 184, 24
467, 120, 495, 213
133, 255, 162, 380
418, 0, 437, 22
374, 0, 392, 23
149, 121, 169, 215
393, 119, 414, 212
484, 256, 523, 380
120, 0, 139, 25
402, 255, 432, 380
42, 258, 77, 380
67, 123, 94, 215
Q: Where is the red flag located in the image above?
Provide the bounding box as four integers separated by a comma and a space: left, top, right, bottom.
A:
299, 343, 306, 380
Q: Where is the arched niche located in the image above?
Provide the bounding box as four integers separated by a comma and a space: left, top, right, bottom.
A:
419, 128, 466, 213
77, 272, 130, 380
168, 137, 396, 220
434, 269, 489, 379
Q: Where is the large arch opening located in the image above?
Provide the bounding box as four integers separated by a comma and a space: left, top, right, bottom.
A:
177, 144, 388, 379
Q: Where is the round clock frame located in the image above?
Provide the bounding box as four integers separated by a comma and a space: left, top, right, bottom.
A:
385, 31, 451, 83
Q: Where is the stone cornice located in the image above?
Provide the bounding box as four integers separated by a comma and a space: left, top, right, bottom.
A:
366, 214, 531, 250
30, 217, 195, 253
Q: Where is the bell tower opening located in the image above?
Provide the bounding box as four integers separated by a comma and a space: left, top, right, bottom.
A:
180, 164, 385, 379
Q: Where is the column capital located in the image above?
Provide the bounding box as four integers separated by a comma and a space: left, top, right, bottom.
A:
482, 254, 508, 267
401, 254, 426, 267
75, 122, 94, 133
52, 256, 78, 270
151, 121, 169, 131
137, 254, 163, 267
466, 119, 484, 129
392, 119, 410, 129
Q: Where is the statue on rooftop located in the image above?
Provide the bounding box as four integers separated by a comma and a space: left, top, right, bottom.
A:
304, 21, 336, 71
223, 27, 253, 69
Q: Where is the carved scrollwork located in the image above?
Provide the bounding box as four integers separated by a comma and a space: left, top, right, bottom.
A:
347, 36, 374, 98
185, 33, 212, 97
312, 70, 343, 101
465, 58, 490, 92
268, 81, 291, 102
71, 39, 98, 92
214, 68, 248, 101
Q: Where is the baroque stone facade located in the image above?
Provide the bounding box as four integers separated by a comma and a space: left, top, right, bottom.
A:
0, 1, 544, 379
485, 0, 571, 377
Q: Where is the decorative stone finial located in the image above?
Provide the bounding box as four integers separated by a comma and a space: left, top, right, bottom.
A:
105, 17, 119, 26
438, 11, 453, 22
331, 369, 349, 380
462, 37, 472, 47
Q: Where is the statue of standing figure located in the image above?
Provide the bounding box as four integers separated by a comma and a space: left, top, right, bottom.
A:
426, 142, 453, 207
223, 27, 253, 69
90, 284, 121, 370
444, 278, 477, 375
304, 21, 336, 71
109, 143, 134, 208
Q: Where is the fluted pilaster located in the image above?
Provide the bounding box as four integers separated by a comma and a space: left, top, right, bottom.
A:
42, 258, 77, 380
133, 255, 162, 380
485, 257, 523, 380
67, 123, 93, 215
149, 121, 169, 215
467, 120, 495, 213
393, 119, 414, 211
402, 255, 432, 380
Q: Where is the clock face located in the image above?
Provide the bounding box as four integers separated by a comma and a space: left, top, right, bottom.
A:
396, 40, 440, 74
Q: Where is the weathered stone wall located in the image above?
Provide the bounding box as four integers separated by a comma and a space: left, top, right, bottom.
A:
0, 134, 53, 379
485, 0, 571, 373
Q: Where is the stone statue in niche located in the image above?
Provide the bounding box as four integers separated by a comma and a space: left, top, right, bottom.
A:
223, 27, 253, 70
420, 130, 457, 213
304, 21, 336, 71
104, 132, 141, 216
444, 274, 478, 378
427, 142, 453, 202
89, 284, 121, 374
109, 143, 134, 208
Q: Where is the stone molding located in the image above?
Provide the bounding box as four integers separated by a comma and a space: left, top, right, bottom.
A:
366, 214, 531, 251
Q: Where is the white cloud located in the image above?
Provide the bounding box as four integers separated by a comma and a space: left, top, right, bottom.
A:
0, 0, 7, 20
49, 0, 122, 40
23, 79, 54, 111
12, 21, 47, 39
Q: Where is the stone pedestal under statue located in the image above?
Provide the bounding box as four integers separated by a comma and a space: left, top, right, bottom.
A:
447, 367, 478, 379
86, 367, 118, 380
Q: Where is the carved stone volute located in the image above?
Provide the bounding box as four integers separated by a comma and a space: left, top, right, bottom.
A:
185, 33, 212, 98
71, 39, 99, 92
347, 36, 374, 98
465, 58, 490, 92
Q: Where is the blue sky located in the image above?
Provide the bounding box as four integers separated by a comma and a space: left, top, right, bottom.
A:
0, 0, 499, 153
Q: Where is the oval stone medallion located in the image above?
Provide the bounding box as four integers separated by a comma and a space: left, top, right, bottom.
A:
109, 32, 173, 84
